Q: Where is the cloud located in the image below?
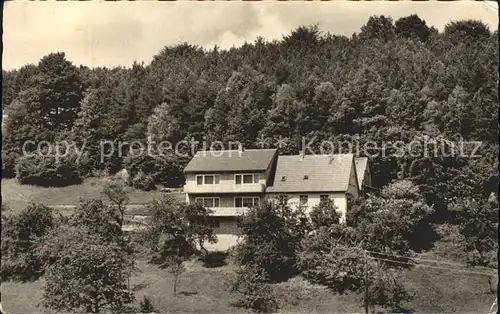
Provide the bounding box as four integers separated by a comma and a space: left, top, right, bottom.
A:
3, 1, 498, 69
204, 5, 290, 49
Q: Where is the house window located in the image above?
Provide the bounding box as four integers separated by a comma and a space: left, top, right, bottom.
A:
299, 195, 308, 207
320, 195, 330, 202
243, 174, 253, 184
196, 174, 220, 185
195, 197, 220, 208
278, 195, 289, 205
205, 175, 214, 184
235, 174, 259, 185
208, 218, 220, 228
234, 197, 260, 208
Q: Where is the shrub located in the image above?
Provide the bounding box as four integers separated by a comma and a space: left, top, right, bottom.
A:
131, 170, 156, 191
1, 203, 59, 281
145, 195, 217, 263
124, 153, 185, 188
297, 226, 365, 292
452, 195, 498, 268
68, 199, 124, 243
41, 226, 135, 313
366, 268, 413, 312
139, 296, 155, 313
1, 151, 19, 178
15, 152, 83, 187
231, 265, 279, 313
36, 199, 136, 313
235, 201, 310, 282
297, 226, 413, 312
347, 181, 435, 253
309, 199, 342, 229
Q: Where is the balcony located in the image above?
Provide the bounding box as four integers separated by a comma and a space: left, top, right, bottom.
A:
183, 182, 265, 194
207, 207, 249, 217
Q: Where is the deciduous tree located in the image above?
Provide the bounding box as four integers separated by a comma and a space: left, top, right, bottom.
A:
40, 226, 134, 313
451, 194, 498, 267
1, 203, 59, 281
235, 201, 310, 282
36, 52, 85, 131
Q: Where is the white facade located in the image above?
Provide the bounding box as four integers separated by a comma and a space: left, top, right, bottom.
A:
266, 160, 359, 222
183, 152, 368, 250
270, 192, 348, 221
184, 170, 269, 217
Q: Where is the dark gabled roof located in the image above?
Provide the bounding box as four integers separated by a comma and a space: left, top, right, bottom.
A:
266, 154, 355, 193
183, 149, 277, 173
355, 157, 369, 187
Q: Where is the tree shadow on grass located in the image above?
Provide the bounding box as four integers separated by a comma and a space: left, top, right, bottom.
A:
389, 306, 415, 313
178, 291, 199, 296
198, 251, 229, 268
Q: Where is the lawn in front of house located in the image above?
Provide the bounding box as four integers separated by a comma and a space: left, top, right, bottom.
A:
0, 258, 364, 314
1, 257, 495, 314
1, 178, 184, 214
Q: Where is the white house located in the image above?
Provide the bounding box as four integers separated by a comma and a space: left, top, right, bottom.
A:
183, 149, 370, 250
183, 148, 278, 244
266, 153, 360, 222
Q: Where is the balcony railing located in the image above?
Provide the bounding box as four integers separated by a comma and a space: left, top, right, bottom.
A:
207, 207, 249, 216
183, 182, 265, 194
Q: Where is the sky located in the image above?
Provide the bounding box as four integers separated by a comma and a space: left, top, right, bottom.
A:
2, 1, 498, 70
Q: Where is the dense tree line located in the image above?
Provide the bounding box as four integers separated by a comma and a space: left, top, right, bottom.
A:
2, 16, 498, 217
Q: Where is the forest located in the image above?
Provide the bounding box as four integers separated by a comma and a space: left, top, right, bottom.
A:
2, 15, 498, 219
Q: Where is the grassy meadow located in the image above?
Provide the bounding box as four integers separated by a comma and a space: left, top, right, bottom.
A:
1, 256, 496, 314
1, 178, 184, 215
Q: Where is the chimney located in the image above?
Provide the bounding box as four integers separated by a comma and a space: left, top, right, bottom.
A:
238, 143, 244, 155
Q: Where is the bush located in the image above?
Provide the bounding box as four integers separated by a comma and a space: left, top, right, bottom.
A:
231, 265, 279, 313
145, 196, 217, 263
68, 199, 124, 243
297, 226, 413, 311
124, 153, 185, 188
41, 226, 135, 313
347, 182, 435, 253
366, 269, 413, 312
452, 195, 498, 268
235, 202, 310, 282
15, 152, 83, 187
131, 170, 156, 191
1, 203, 59, 281
1, 151, 19, 178
297, 226, 365, 292
466, 249, 498, 269
309, 199, 342, 229
139, 296, 155, 313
